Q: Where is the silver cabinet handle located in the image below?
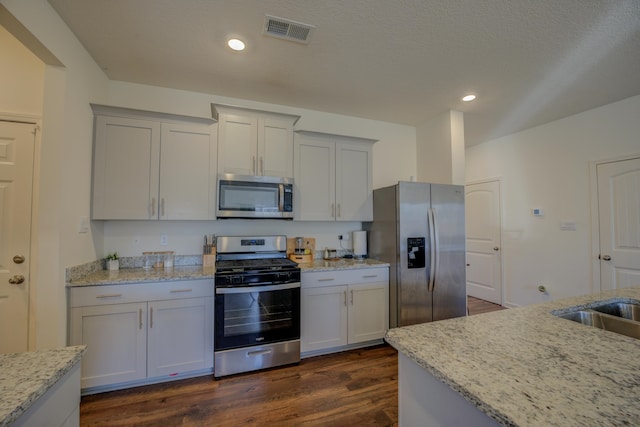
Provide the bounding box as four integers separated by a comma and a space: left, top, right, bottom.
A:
149, 306, 153, 328
161, 198, 165, 217
344, 290, 347, 306
170, 289, 193, 293
318, 278, 335, 282
260, 156, 264, 175
252, 155, 256, 175
8, 275, 25, 285
139, 308, 143, 330
151, 197, 156, 217
331, 203, 335, 218
350, 289, 354, 305
362, 275, 378, 279
337, 204, 341, 218
96, 293, 123, 299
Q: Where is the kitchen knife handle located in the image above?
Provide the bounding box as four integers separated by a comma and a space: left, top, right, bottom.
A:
428, 208, 436, 292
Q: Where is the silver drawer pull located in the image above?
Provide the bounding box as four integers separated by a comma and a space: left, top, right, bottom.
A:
318, 278, 335, 282
247, 349, 272, 357
170, 289, 193, 293
362, 275, 378, 278
96, 293, 123, 299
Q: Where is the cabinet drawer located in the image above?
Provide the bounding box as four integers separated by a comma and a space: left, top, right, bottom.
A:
302, 267, 389, 289
69, 279, 214, 307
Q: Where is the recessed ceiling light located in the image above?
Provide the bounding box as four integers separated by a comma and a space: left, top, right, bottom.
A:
462, 94, 476, 102
227, 38, 246, 51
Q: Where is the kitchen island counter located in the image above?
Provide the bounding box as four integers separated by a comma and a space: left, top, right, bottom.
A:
385, 287, 640, 426
0, 345, 86, 426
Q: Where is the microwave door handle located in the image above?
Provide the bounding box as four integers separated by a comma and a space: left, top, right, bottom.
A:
279, 184, 285, 212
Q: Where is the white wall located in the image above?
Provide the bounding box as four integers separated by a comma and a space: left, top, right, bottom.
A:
1, 0, 110, 349
0, 25, 44, 114
103, 81, 417, 257
466, 95, 640, 307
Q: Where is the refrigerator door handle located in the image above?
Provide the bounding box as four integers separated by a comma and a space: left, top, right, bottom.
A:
428, 208, 436, 292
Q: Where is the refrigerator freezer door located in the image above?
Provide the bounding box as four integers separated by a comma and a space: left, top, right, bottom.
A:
430, 184, 467, 321
397, 182, 432, 327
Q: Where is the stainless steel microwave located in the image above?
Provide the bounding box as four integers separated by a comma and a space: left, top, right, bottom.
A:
217, 174, 294, 219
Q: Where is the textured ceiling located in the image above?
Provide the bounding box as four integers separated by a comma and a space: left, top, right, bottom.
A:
47, 0, 640, 146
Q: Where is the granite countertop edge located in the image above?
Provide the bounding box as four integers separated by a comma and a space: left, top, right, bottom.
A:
385, 287, 640, 427
67, 259, 389, 287
0, 345, 86, 426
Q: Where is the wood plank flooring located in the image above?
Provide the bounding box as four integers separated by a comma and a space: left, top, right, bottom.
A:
79, 297, 505, 427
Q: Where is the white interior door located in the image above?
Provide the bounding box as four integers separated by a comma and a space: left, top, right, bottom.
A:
0, 120, 36, 353
465, 180, 502, 304
597, 157, 640, 290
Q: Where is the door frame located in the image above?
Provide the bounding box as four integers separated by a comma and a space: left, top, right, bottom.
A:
589, 153, 640, 292
464, 176, 504, 306
1, 112, 41, 350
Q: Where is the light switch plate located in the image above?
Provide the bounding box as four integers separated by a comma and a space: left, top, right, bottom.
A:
78, 216, 89, 233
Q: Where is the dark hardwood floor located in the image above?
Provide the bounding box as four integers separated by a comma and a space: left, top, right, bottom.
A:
80, 297, 505, 427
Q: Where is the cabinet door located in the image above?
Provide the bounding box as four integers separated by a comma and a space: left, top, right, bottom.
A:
218, 112, 258, 175
301, 285, 347, 352
92, 116, 160, 219
348, 282, 388, 344
147, 297, 213, 377
294, 134, 335, 220
258, 114, 294, 178
159, 123, 217, 220
336, 141, 373, 221
70, 303, 147, 389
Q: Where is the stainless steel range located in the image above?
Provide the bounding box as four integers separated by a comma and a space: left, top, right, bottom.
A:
214, 235, 301, 378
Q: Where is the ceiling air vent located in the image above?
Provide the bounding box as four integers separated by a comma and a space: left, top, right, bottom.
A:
264, 15, 315, 44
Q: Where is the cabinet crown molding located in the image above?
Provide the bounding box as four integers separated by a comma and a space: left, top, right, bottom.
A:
91, 104, 216, 125
294, 130, 378, 144
211, 103, 300, 125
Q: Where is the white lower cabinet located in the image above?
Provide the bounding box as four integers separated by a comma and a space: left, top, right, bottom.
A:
301, 268, 389, 354
69, 280, 213, 391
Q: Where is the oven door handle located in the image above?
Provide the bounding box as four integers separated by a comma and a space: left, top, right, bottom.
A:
216, 282, 300, 294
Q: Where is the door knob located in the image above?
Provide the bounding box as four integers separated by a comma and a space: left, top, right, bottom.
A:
8, 275, 25, 284
493, 247, 500, 251
13, 255, 25, 264
600, 255, 612, 261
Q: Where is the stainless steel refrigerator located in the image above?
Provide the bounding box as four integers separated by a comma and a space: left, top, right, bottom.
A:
366, 181, 466, 328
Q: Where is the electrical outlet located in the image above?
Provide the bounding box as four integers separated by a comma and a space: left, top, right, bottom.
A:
160, 234, 168, 246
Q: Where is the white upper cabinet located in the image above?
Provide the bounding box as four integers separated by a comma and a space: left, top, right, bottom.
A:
91, 105, 217, 220
294, 131, 374, 221
215, 105, 299, 178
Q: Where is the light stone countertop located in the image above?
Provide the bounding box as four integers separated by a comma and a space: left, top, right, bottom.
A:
67, 259, 388, 287
298, 258, 389, 272
385, 287, 640, 427
0, 345, 86, 426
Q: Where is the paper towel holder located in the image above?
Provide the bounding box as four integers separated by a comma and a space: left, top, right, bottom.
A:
352, 230, 367, 259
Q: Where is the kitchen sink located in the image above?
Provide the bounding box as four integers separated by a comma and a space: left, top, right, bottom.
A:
555, 306, 640, 340
590, 302, 640, 321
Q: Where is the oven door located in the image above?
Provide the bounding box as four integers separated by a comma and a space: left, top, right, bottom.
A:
215, 282, 300, 351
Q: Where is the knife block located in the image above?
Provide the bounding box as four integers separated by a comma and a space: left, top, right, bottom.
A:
203, 248, 216, 268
